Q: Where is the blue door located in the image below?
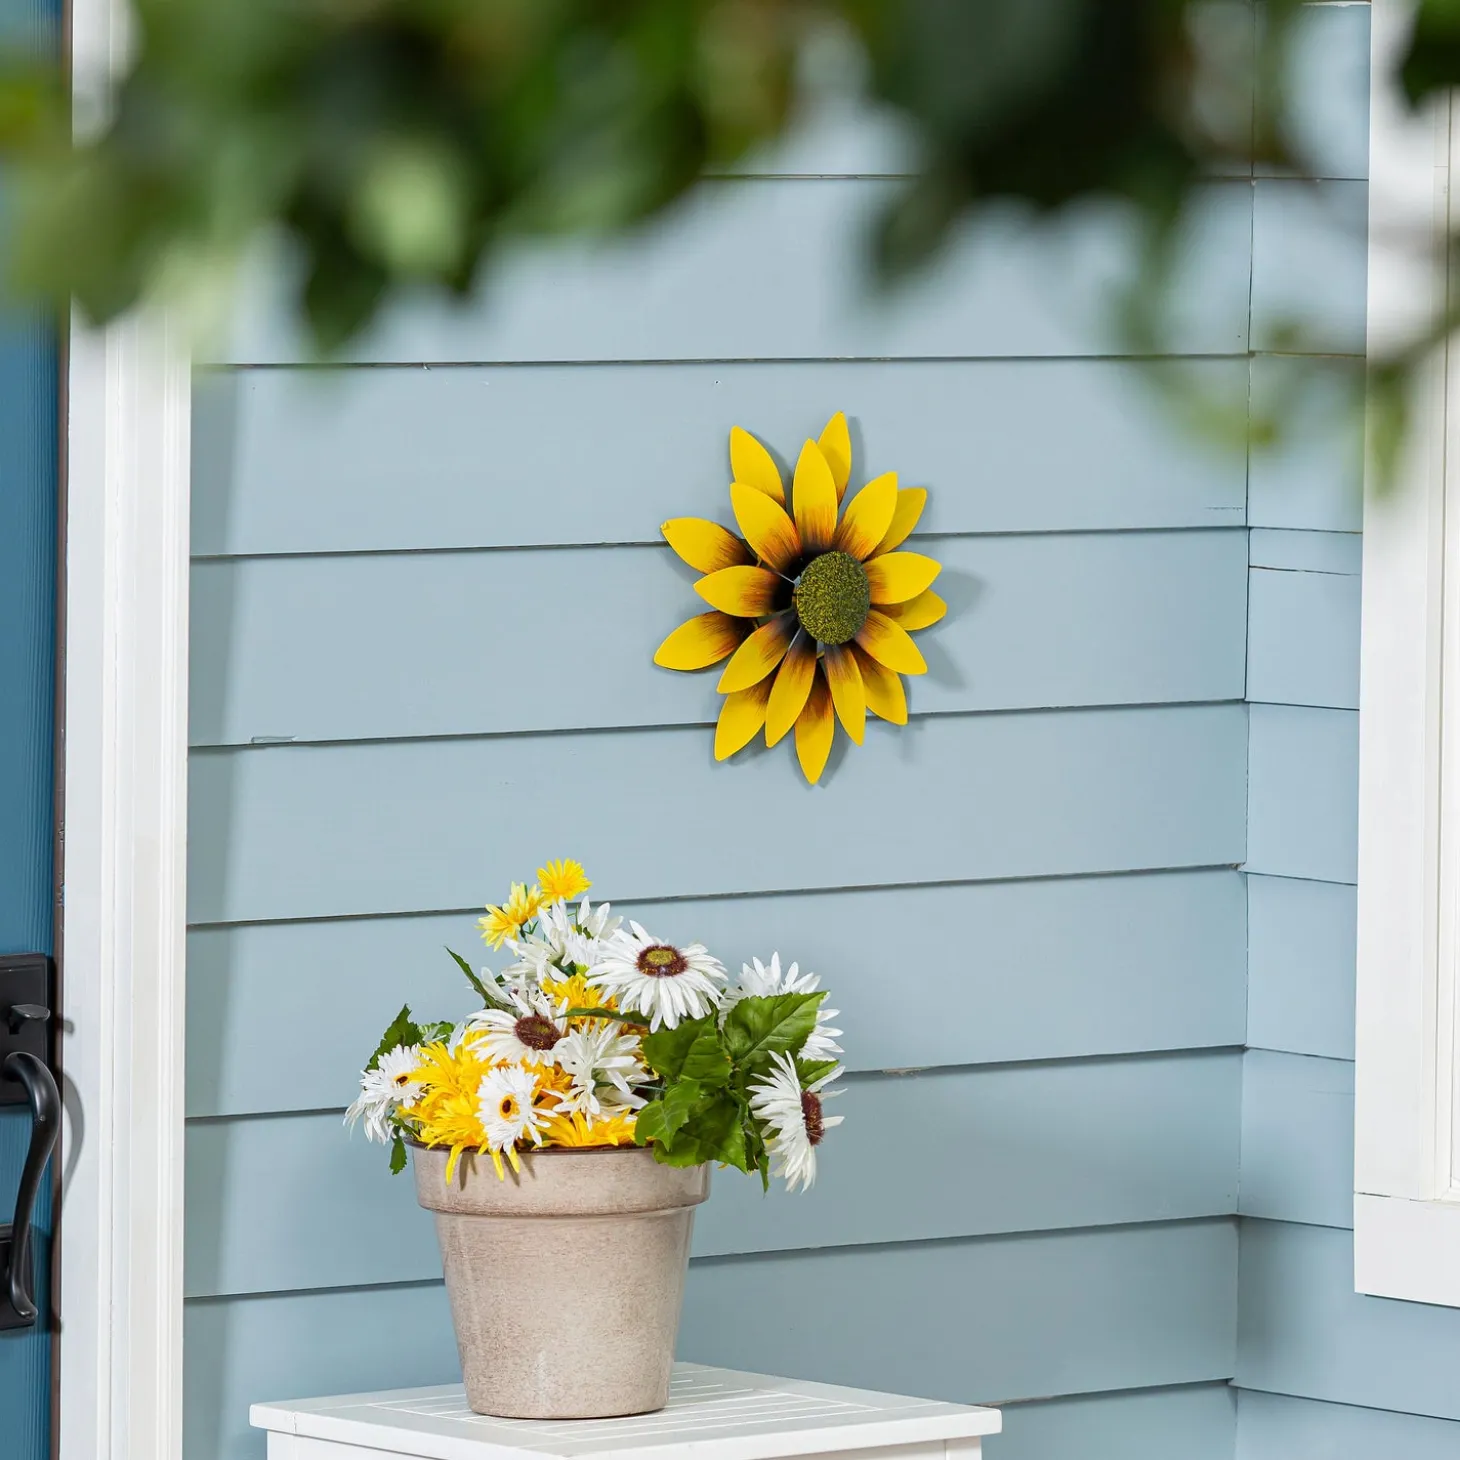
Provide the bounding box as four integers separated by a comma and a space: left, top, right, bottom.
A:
0, 0, 59, 1448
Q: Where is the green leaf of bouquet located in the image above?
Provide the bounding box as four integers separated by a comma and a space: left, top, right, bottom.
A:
367, 1004, 422, 1071
684, 1093, 751, 1170
389, 1135, 408, 1176
641, 1016, 732, 1086
737, 1096, 772, 1192
445, 946, 510, 1008
645, 1090, 749, 1170
796, 1058, 841, 1087
634, 1079, 702, 1147
723, 992, 823, 1068
648, 1135, 713, 1168
661, 1078, 705, 1135
565, 1005, 649, 1028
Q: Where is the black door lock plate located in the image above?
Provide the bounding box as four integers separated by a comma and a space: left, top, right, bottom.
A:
0, 954, 53, 1106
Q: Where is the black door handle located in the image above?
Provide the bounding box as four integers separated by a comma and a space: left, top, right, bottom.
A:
0, 1050, 61, 1329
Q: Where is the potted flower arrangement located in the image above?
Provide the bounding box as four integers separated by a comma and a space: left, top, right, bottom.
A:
347, 859, 844, 1421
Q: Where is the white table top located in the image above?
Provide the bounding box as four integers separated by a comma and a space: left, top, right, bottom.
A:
250, 1364, 1002, 1460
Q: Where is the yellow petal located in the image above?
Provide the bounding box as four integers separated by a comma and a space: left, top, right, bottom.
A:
818, 412, 852, 501
821, 644, 865, 744
865, 551, 942, 605
882, 589, 948, 632
730, 426, 786, 504
717, 613, 796, 693
854, 645, 908, 724
661, 517, 751, 574
833, 471, 899, 561
856, 611, 928, 675
765, 633, 816, 746
715, 679, 773, 760
694, 565, 780, 617
873, 488, 928, 555
653, 612, 747, 671
792, 440, 838, 553
794, 673, 836, 784
730, 483, 802, 574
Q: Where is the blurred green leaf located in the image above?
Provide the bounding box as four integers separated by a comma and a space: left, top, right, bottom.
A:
0, 0, 1316, 352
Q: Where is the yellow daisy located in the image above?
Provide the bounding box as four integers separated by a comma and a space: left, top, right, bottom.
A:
537, 858, 592, 903
411, 1036, 495, 1182
541, 970, 612, 1013
477, 881, 543, 949
655, 412, 945, 783
540, 1107, 641, 1148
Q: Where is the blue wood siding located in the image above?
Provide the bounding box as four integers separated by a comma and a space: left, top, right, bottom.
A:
1236, 1221, 1460, 1423
1237, 1390, 1460, 1459
186, 1052, 1240, 1297
1227, 11, 1460, 1451
184, 6, 1387, 1457
188, 870, 1246, 1118
185, 1222, 1239, 1460
191, 359, 1249, 556
189, 530, 1247, 744
1245, 876, 1355, 1060
220, 178, 1255, 366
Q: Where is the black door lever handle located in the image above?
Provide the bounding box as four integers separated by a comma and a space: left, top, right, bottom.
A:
0, 1050, 61, 1328
6, 1004, 49, 1035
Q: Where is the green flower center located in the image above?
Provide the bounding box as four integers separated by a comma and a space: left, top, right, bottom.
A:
793, 551, 871, 646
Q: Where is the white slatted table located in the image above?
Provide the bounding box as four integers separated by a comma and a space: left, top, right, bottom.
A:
251, 1364, 1002, 1460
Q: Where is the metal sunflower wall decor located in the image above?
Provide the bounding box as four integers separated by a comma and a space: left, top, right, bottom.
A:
654, 413, 946, 784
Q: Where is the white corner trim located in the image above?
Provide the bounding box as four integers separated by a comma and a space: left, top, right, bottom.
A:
1355, 1, 1460, 1301
56, 0, 191, 1450
56, 315, 191, 1459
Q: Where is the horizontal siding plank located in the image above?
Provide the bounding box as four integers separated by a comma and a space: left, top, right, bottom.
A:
1247, 874, 1355, 1061
191, 358, 1250, 559
1250, 180, 1367, 355
187, 869, 1247, 1117
1248, 529, 1361, 576
184, 1052, 1240, 1298
1245, 705, 1357, 884
190, 530, 1248, 746
217, 179, 1253, 365
1239, 1051, 1353, 1230
1247, 358, 1364, 533
1236, 1390, 1460, 1460
1258, 2, 1370, 183
1002, 1385, 1235, 1460
186, 1219, 1238, 1460
1236, 1220, 1460, 1423
1246, 566, 1360, 710
186, 703, 1248, 925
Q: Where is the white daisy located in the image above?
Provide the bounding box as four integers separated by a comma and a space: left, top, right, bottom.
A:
505, 897, 624, 982
747, 1050, 844, 1193
555, 1025, 650, 1117
587, 921, 727, 1030
477, 1064, 550, 1152
466, 985, 569, 1065
344, 1043, 423, 1144
723, 953, 843, 1062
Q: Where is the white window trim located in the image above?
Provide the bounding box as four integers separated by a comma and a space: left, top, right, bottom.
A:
1355, 1, 1460, 1303
54, 0, 192, 1452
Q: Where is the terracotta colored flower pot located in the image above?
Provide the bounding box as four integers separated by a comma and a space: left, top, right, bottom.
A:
412, 1144, 710, 1419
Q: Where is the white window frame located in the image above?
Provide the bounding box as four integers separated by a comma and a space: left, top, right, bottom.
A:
52, 0, 192, 1451
1355, 2, 1460, 1303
